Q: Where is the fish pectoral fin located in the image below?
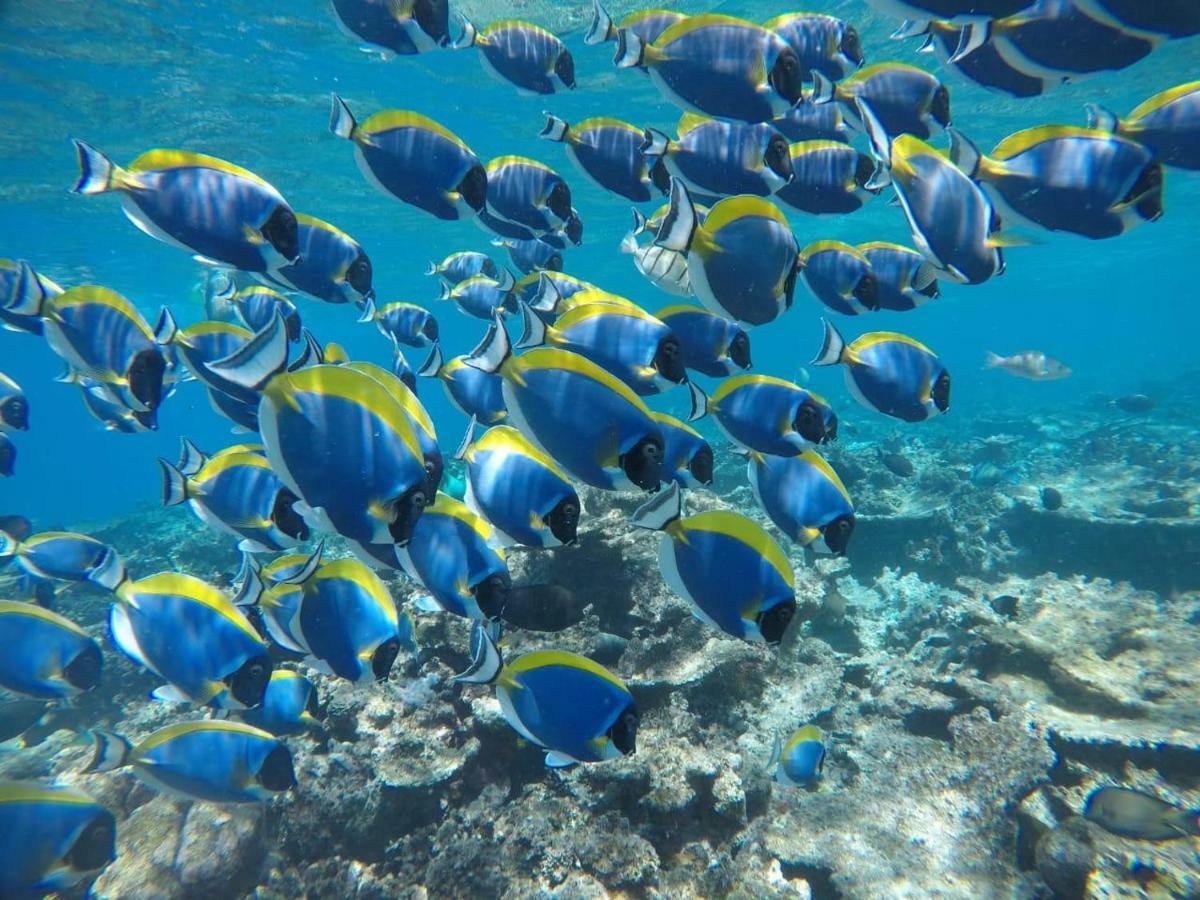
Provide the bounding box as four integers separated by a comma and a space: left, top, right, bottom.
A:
986, 231, 1034, 249
413, 595, 444, 613
241, 225, 265, 246
544, 750, 579, 769
150, 684, 193, 704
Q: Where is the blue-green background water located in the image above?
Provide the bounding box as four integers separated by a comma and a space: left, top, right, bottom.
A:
1, 0, 1197, 525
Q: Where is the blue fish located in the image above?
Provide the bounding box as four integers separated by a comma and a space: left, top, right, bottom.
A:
653, 412, 713, 488
71, 144, 298, 271
690, 375, 838, 456
468, 317, 665, 492
85, 721, 295, 804
772, 102, 851, 143
500, 237, 564, 275
585, 1, 685, 50
776, 142, 878, 215
0, 372, 28, 432
0, 601, 102, 700
513, 270, 599, 307
0, 781, 116, 895
427, 251, 500, 284
482, 156, 575, 239
461, 424, 580, 549
110, 571, 272, 708
398, 493, 511, 620
653, 179, 799, 326
642, 114, 793, 197
765, 12, 863, 81
262, 213, 374, 306
616, 14, 804, 123
1088, 81, 1200, 171
515, 301, 686, 396
812, 319, 950, 422
369, 301, 439, 348
330, 0, 451, 56
456, 19, 575, 95
456, 621, 638, 767
656, 304, 751, 378
632, 482, 796, 643
160, 440, 309, 552
440, 271, 518, 321
798, 241, 880, 316
540, 115, 665, 202
154, 316, 263, 415
864, 0, 1032, 24
0, 530, 126, 591
747, 450, 855, 553
233, 669, 320, 736
813, 62, 950, 139
222, 285, 301, 342
908, 20, 1055, 99
770, 724, 826, 787
417, 345, 508, 426
330, 96, 487, 221
0, 258, 61, 335
858, 242, 940, 311
950, 126, 1163, 239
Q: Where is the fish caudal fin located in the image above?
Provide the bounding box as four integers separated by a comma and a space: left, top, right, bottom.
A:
152, 306, 178, 346
71, 140, 140, 194
539, 114, 571, 143
890, 19, 930, 40
639, 128, 671, 163
3, 261, 49, 318
287, 329, 324, 372
654, 178, 697, 253
631, 480, 683, 531
1085, 103, 1118, 133
465, 314, 512, 375
416, 344, 444, 378
280, 539, 324, 588
453, 416, 478, 461
83, 730, 133, 773
585, 0, 615, 45
856, 99, 893, 175
947, 129, 984, 178
454, 619, 504, 684
356, 296, 376, 324
528, 273, 562, 314
450, 13, 477, 49
0, 530, 17, 561
810, 72, 837, 104
948, 22, 990, 64
90, 548, 128, 593
812, 318, 851, 366
158, 458, 190, 507
983, 351, 1004, 369
208, 309, 290, 391
231, 552, 267, 607
424, 260, 440, 276
515, 301, 548, 350
613, 28, 644, 69
686, 381, 709, 423
329, 94, 357, 140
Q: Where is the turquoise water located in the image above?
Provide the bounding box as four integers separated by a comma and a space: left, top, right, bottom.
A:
2, 1, 1197, 523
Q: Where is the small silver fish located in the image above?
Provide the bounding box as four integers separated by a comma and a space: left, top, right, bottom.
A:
984, 351, 1071, 381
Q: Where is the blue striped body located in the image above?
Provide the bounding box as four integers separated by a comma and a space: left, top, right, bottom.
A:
0, 783, 115, 895
376, 303, 438, 348
665, 119, 788, 197
13, 532, 122, 585
448, 276, 514, 321
331, 0, 448, 55
266, 217, 371, 304
709, 376, 837, 456
799, 243, 875, 316
289, 564, 399, 682
485, 159, 570, 234
184, 452, 302, 552
562, 120, 656, 202
477, 23, 570, 95
657, 305, 750, 377
436, 356, 507, 424
237, 671, 317, 736
860, 243, 938, 312
748, 451, 853, 545
842, 334, 949, 422
0, 603, 100, 700
773, 103, 850, 143
777, 143, 874, 215
546, 305, 678, 395
125, 723, 288, 803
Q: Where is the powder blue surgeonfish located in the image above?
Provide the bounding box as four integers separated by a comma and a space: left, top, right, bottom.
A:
499, 238, 563, 275
71, 143, 299, 271
1088, 82, 1200, 171
330, 0, 451, 56
747, 450, 855, 554
85, 721, 295, 804
907, 20, 1056, 99
456, 621, 638, 768
7, 283, 171, 417
656, 304, 752, 378
212, 326, 433, 547
244, 548, 404, 683
769, 724, 826, 787
330, 96, 487, 221
950, 126, 1163, 239
540, 115, 666, 202
654, 179, 800, 327
427, 251, 500, 285
615, 15, 805, 123
0, 602, 103, 700
222, 286, 302, 342
482, 156, 576, 239
0, 530, 127, 591
813, 62, 950, 139
110, 571, 272, 709
765, 13, 864, 82
516, 301, 687, 396
797, 241, 880, 316
262, 213, 374, 306
233, 669, 320, 736
368, 302, 439, 348
773, 102, 851, 143
0, 781, 116, 896
417, 346, 508, 426
642, 114, 793, 198
0, 258, 61, 336
632, 482, 796, 643
460, 424, 580, 549
440, 271, 518, 321
813, 318, 950, 422
860, 100, 1005, 285
455, 19, 576, 95
159, 439, 309, 553
653, 412, 713, 489
468, 317, 666, 493
397, 493, 511, 620
585, 1, 685, 51
776, 142, 879, 215
689, 375, 838, 456
0, 372, 28, 432
858, 242, 940, 311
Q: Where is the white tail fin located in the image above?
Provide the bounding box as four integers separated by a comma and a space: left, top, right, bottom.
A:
528, 273, 562, 315
857, 99, 892, 173
630, 480, 683, 531
451, 13, 477, 49
585, 0, 615, 45
640, 128, 671, 162
613, 28, 644, 69
653, 178, 697, 253
158, 458, 190, 507
83, 730, 133, 773
983, 351, 1004, 369
454, 416, 478, 461
948, 22, 990, 64
1085, 103, 1118, 133
424, 260, 440, 276
686, 381, 709, 422
208, 309, 289, 390
280, 540, 324, 587
539, 114, 570, 142
356, 296, 376, 324
177, 437, 207, 476
329, 94, 357, 140
3, 261, 49, 318
810, 73, 837, 104
465, 314, 512, 375
231, 551, 267, 607
515, 301, 549, 350
812, 318, 847, 367
416, 344, 444, 378
947, 128, 983, 178
890, 19, 930, 40
152, 306, 178, 346
454, 619, 504, 684
71, 140, 128, 194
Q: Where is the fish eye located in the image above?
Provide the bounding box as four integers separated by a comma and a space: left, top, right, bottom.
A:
794, 401, 827, 444
547, 183, 573, 223
457, 165, 489, 213
371, 637, 401, 681
842, 26, 864, 66
758, 600, 796, 644
346, 254, 373, 296
258, 744, 297, 792
729, 332, 752, 369
822, 514, 856, 556
689, 446, 714, 485
2, 397, 28, 429
555, 49, 576, 89
229, 654, 273, 707
609, 707, 639, 755
932, 372, 951, 413
262, 207, 299, 261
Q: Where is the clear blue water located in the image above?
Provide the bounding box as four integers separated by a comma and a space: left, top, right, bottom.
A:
2, 1, 1197, 525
